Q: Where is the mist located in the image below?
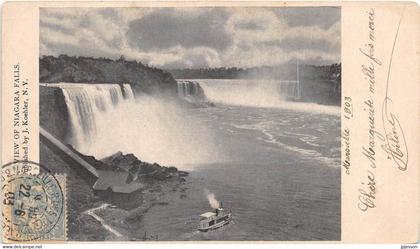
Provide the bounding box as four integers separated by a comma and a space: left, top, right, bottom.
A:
198, 79, 340, 116
60, 84, 224, 170
92, 97, 223, 169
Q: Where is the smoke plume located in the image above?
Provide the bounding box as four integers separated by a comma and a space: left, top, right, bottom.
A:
206, 190, 220, 209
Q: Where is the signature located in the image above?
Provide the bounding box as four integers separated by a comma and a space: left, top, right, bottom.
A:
381, 97, 408, 170
379, 10, 408, 171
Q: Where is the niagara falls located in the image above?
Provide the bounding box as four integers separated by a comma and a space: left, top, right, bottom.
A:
39, 7, 342, 242
40, 76, 340, 240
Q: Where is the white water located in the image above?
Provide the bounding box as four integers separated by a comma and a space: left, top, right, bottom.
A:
53, 80, 338, 170
197, 79, 340, 116
56, 83, 222, 169
177, 80, 207, 102
49, 81, 340, 241
58, 83, 132, 148
122, 84, 135, 100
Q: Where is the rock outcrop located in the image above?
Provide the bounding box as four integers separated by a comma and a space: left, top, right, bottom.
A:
40, 138, 188, 240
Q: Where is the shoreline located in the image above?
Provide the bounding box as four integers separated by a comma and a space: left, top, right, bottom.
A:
40, 138, 189, 241
81, 176, 188, 241
84, 204, 123, 238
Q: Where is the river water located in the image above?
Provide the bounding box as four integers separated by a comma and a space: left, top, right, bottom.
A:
132, 79, 341, 241
55, 79, 341, 241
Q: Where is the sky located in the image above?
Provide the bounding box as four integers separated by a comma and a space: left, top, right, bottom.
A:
40, 7, 341, 69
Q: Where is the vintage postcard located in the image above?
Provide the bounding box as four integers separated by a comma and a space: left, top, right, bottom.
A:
1, 1, 418, 246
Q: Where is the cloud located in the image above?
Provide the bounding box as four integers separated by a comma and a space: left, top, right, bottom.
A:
259, 26, 340, 53
233, 18, 266, 30
40, 8, 125, 57
127, 8, 231, 51
226, 9, 288, 43
151, 46, 222, 68
40, 7, 341, 68
273, 7, 340, 29
219, 8, 340, 68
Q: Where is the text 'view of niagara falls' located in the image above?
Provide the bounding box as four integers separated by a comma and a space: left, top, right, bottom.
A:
39, 7, 341, 241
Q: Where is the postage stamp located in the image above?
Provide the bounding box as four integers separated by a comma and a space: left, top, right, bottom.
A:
2, 161, 66, 242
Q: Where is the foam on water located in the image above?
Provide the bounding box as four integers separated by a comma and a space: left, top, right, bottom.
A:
231, 120, 339, 167
197, 79, 340, 116
49, 80, 339, 169
55, 83, 223, 169
47, 81, 341, 240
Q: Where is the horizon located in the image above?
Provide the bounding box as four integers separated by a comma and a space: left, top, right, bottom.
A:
40, 54, 341, 70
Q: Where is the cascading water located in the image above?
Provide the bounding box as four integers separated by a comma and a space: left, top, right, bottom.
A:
192, 79, 339, 115
278, 81, 300, 99
46, 79, 336, 170
58, 83, 135, 150
122, 84, 135, 100
48, 82, 221, 168
195, 79, 299, 105
177, 80, 207, 102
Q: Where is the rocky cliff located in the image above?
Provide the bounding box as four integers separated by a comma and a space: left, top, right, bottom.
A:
39, 86, 69, 141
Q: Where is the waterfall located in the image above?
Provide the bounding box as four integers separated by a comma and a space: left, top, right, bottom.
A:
177, 80, 207, 101
192, 79, 339, 115
57, 83, 135, 150
193, 79, 300, 106
43, 82, 221, 168
278, 81, 300, 99
122, 84, 135, 100
178, 79, 299, 105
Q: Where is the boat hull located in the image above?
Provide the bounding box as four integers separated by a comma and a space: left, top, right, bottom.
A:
198, 219, 231, 232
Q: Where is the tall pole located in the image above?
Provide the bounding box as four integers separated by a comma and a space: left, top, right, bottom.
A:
296, 59, 301, 100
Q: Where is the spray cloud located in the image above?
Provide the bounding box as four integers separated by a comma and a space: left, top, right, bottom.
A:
58, 83, 224, 170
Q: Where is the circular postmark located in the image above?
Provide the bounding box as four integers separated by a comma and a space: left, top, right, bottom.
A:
2, 160, 64, 241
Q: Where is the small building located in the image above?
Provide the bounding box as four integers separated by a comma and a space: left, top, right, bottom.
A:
40, 126, 144, 196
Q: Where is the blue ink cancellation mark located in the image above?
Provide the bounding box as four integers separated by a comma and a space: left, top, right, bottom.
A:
2, 161, 65, 242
